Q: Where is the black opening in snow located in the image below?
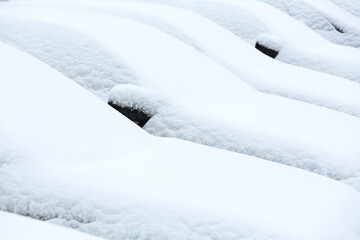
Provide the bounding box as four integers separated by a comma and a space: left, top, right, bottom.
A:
255, 42, 279, 58
331, 23, 344, 33
108, 101, 152, 128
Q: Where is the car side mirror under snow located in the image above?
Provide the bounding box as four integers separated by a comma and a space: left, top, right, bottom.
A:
108, 102, 152, 127
255, 34, 283, 59
108, 84, 159, 128
255, 42, 279, 58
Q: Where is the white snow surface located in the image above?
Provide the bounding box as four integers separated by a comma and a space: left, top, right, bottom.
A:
0, 211, 103, 240
0, 17, 139, 102
257, 0, 360, 48
0, 3, 360, 190
141, 0, 360, 82
1, 40, 360, 240
330, 0, 360, 17
108, 84, 162, 116
2, 1, 359, 117
1, 2, 360, 239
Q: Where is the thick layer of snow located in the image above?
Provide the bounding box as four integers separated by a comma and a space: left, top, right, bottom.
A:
0, 211, 102, 240
257, 0, 360, 48
149, 0, 360, 82
3, 1, 358, 117
1, 5, 360, 189
302, 0, 360, 30
1, 41, 360, 240
0, 18, 139, 102
108, 84, 162, 116
331, 0, 360, 17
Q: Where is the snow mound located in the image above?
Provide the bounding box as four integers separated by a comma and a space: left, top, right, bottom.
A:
2, 2, 360, 118
330, 0, 360, 18
158, 0, 360, 82
53, 0, 360, 117
0, 211, 103, 240
1, 41, 360, 240
258, 0, 360, 48
1, 4, 360, 190
0, 17, 139, 102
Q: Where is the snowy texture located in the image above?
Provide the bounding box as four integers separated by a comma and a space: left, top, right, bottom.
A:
1, 2, 360, 239
56, 0, 360, 117
0, 17, 138, 101
0, 211, 103, 240
2, 2, 360, 118
331, 0, 360, 17
150, 0, 360, 82
108, 84, 162, 116
258, 0, 360, 48
1, 41, 360, 240
0, 3, 360, 190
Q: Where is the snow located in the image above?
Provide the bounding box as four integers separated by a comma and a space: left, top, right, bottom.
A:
2, 2, 360, 119
47, 0, 360, 117
0, 211, 103, 240
0, 17, 139, 102
0, 3, 360, 190
1, 1, 360, 239
330, 0, 360, 18
1, 40, 360, 240
257, 0, 360, 48
145, 0, 360, 82
302, 0, 360, 30
108, 84, 162, 116
222, 0, 360, 82
2, 2, 359, 115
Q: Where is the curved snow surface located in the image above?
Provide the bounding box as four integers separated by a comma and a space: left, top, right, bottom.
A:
330, 0, 360, 18
3, 1, 359, 118
257, 0, 360, 48
6, 0, 360, 82
0, 211, 103, 240
155, 0, 360, 82
0, 18, 140, 103
1, 41, 360, 240
0, 5, 360, 189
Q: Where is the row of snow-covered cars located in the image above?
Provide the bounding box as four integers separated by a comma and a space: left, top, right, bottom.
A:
1, 0, 360, 239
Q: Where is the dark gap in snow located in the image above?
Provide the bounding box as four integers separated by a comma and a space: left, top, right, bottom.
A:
108, 101, 152, 128
255, 42, 279, 58
331, 23, 344, 33
20, 212, 57, 222
6, 210, 94, 225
